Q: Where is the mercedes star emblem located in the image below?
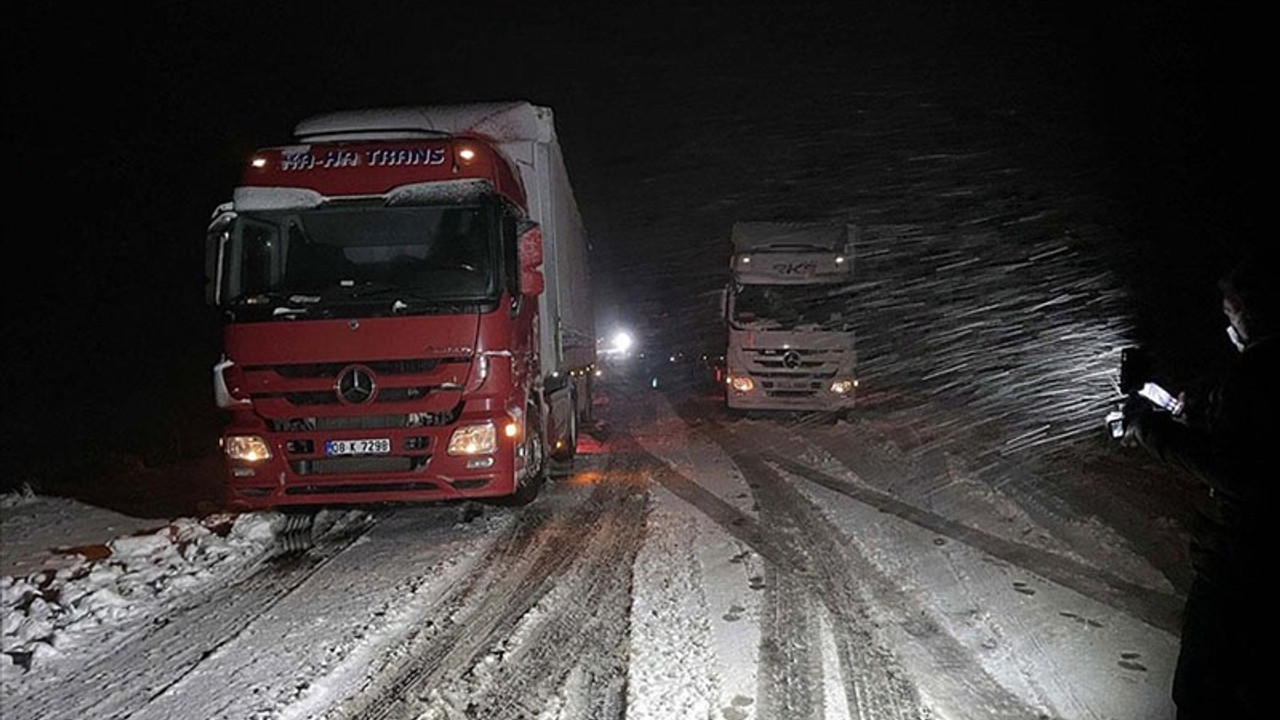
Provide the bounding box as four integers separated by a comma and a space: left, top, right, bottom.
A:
336, 365, 377, 404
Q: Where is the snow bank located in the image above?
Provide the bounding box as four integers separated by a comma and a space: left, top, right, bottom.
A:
1, 505, 282, 686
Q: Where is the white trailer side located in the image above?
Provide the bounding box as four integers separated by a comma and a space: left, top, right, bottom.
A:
293, 102, 596, 384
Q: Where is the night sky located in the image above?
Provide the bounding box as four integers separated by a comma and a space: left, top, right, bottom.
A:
4, 2, 1263, 490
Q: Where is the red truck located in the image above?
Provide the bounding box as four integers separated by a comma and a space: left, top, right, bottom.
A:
204, 102, 595, 510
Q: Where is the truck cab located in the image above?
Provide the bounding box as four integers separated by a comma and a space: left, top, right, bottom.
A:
724, 221, 858, 414
205, 103, 593, 510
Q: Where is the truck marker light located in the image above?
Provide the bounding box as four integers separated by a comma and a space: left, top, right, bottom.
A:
447, 423, 497, 455
458, 146, 477, 164
835, 256, 845, 264
250, 157, 268, 168
224, 435, 272, 463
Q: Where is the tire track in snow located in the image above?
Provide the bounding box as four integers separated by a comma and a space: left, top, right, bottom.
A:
635, 429, 927, 719
15, 512, 380, 720
428, 449, 648, 720
684, 411, 1050, 719
757, 565, 825, 719
718, 431, 931, 720
768, 434, 1183, 633
325, 452, 648, 720
317, 503, 560, 720
748, 417, 827, 719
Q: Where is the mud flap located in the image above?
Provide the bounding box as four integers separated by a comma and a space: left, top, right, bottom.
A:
277, 510, 316, 554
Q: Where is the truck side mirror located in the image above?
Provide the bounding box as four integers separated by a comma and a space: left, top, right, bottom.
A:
205, 209, 235, 306
519, 222, 545, 296
205, 232, 222, 306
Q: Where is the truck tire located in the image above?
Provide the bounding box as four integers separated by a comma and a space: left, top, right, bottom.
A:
579, 374, 595, 426
550, 391, 578, 462
491, 404, 546, 506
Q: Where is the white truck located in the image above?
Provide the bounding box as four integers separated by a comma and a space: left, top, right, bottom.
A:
723, 221, 858, 414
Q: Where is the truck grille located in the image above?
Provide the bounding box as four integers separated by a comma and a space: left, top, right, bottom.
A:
749, 348, 840, 370
743, 349, 844, 374
273, 359, 447, 377
242, 356, 470, 414
270, 406, 462, 432
289, 455, 426, 475
740, 347, 853, 399
284, 481, 440, 495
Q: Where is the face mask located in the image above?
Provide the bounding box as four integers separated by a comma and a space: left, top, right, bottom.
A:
1227, 324, 1247, 353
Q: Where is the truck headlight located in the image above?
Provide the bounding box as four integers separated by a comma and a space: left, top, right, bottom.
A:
728, 375, 754, 393
830, 379, 856, 395
223, 435, 272, 463
448, 423, 497, 455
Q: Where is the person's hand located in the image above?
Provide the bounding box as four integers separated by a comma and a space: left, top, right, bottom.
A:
1120, 422, 1142, 448
1118, 394, 1151, 448
1172, 391, 1191, 425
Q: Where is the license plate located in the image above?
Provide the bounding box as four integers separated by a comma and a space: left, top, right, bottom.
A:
324, 438, 392, 456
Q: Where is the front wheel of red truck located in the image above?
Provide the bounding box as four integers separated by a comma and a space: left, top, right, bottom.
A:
491, 404, 547, 507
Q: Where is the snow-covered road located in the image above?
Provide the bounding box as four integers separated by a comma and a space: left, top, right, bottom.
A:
3, 376, 1186, 719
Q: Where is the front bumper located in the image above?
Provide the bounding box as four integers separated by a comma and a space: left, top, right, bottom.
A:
725, 377, 856, 411
220, 409, 524, 510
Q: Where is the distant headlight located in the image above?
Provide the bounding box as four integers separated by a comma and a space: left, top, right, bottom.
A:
223, 435, 272, 463
448, 423, 497, 455
728, 375, 755, 393
830, 379, 856, 395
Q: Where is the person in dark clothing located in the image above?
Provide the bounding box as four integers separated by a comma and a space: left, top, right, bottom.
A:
1124, 252, 1276, 719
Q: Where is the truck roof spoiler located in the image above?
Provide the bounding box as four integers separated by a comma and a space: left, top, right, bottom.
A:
294, 102, 555, 144
731, 221, 855, 254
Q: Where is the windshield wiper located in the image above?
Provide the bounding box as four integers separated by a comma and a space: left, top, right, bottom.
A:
225, 292, 333, 320
390, 294, 483, 314
231, 291, 307, 307
325, 281, 398, 299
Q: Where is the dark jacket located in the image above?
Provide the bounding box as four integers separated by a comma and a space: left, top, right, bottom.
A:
1130, 336, 1275, 578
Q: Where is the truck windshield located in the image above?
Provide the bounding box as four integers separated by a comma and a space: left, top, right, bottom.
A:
731, 283, 855, 331
220, 203, 499, 308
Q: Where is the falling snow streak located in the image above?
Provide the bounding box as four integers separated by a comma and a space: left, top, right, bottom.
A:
845, 222, 1137, 466
590, 65, 1142, 481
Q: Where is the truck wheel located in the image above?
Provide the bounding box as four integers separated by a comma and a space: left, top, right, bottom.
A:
551, 393, 578, 462
579, 375, 595, 425
503, 470, 544, 506
492, 405, 546, 506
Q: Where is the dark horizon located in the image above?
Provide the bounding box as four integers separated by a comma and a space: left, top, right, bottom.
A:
4, 1, 1263, 490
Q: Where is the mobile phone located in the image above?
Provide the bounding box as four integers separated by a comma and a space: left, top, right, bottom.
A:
1138, 382, 1183, 415
1106, 409, 1126, 438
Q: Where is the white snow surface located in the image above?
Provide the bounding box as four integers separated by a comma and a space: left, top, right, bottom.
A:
1, 498, 282, 681
2, 388, 1179, 719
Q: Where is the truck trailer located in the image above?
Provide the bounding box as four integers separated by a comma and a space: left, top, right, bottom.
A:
204, 102, 594, 509
723, 221, 858, 413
